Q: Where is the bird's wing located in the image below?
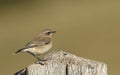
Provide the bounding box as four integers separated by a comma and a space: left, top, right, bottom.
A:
15, 45, 37, 54
38, 37, 51, 45
15, 37, 51, 54
25, 37, 51, 48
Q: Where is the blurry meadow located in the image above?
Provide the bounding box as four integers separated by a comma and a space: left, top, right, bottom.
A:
0, 0, 120, 75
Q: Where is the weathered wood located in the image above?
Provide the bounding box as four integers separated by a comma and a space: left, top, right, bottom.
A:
15, 51, 107, 75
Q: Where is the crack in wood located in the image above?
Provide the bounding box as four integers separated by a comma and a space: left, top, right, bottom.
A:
66, 64, 68, 75
14, 67, 28, 75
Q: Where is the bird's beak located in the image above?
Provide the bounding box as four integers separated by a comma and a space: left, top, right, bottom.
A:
52, 31, 56, 33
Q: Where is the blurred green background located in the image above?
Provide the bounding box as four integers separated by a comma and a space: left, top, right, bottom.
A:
0, 0, 120, 75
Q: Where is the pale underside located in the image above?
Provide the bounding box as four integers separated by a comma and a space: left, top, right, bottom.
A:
23, 43, 52, 55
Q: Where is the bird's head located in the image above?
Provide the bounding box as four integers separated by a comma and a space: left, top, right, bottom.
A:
39, 29, 56, 37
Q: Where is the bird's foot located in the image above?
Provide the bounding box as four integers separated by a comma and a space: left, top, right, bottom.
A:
35, 56, 47, 61
34, 59, 47, 65
38, 58, 47, 61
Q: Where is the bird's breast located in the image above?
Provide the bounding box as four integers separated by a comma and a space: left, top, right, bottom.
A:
35, 43, 52, 54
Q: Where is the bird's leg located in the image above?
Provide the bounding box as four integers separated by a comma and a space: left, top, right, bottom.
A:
27, 51, 47, 65
34, 55, 48, 65
34, 55, 41, 60
34, 56, 47, 65
27, 52, 41, 60
30, 53, 47, 61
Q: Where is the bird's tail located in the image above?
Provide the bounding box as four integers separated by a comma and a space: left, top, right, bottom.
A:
15, 48, 25, 54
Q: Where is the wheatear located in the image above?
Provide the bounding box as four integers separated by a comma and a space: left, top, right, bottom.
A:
15, 29, 56, 61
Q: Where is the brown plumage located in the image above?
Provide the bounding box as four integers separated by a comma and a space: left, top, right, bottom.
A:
15, 29, 56, 60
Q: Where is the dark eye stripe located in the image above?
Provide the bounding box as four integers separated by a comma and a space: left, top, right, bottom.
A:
46, 32, 51, 35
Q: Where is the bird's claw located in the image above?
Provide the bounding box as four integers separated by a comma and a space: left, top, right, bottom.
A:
34, 59, 47, 65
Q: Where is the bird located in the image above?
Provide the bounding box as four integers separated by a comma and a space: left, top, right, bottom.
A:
15, 29, 56, 61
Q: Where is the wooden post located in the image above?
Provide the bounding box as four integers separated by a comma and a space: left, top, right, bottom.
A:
14, 51, 107, 75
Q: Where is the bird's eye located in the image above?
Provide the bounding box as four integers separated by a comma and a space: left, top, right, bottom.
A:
46, 32, 51, 35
